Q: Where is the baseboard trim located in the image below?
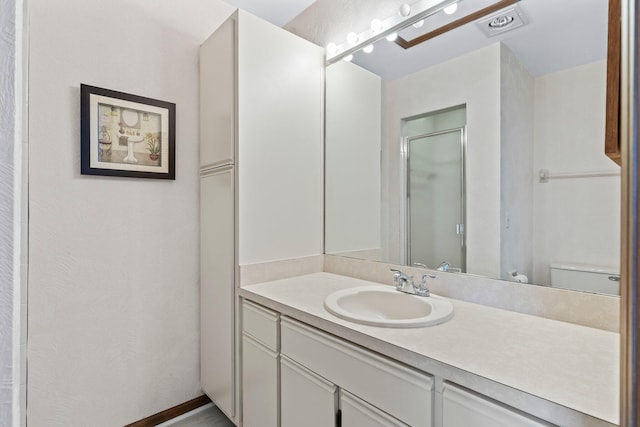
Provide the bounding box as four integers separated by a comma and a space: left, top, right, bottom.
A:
124, 395, 212, 427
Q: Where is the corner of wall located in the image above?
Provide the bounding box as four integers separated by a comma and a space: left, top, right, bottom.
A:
498, 42, 535, 282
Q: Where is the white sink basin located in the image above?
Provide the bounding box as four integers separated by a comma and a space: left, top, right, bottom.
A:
324, 285, 454, 328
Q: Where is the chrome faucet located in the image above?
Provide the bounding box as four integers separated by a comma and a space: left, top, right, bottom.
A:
390, 269, 437, 297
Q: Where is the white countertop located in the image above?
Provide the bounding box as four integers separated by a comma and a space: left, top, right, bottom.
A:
239, 272, 619, 426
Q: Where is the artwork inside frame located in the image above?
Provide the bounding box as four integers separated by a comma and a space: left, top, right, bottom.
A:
80, 84, 176, 180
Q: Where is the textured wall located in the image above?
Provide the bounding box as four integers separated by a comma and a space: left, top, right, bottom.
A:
0, 0, 27, 425
27, 1, 233, 425
0, 0, 17, 422
285, 0, 404, 47
532, 61, 620, 285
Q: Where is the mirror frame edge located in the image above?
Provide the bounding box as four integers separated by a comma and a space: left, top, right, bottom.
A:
619, 0, 638, 425
607, 0, 623, 165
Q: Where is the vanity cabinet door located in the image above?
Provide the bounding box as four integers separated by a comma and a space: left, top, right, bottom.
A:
242, 300, 280, 427
442, 383, 554, 427
200, 16, 235, 168
200, 168, 235, 418
281, 355, 337, 427
281, 317, 433, 427
242, 334, 278, 427
340, 390, 408, 427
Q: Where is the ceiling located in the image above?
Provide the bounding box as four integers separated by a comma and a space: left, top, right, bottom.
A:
224, 0, 608, 80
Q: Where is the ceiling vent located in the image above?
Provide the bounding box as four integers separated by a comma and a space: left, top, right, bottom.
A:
476, 4, 528, 37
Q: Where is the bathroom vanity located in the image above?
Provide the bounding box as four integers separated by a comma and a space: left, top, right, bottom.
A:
239, 272, 618, 427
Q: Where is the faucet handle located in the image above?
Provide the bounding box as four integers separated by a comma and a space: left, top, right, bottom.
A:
413, 274, 437, 297
390, 268, 414, 291
390, 268, 403, 286
436, 261, 450, 271
413, 262, 428, 268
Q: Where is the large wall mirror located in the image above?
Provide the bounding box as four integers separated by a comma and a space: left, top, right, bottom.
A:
322, 0, 621, 296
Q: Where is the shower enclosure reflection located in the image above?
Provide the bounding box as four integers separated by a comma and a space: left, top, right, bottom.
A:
404, 107, 466, 273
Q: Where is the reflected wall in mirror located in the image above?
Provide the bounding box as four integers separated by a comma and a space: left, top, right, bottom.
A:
321, 0, 621, 295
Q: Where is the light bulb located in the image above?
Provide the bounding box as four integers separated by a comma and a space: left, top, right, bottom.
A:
371, 18, 383, 32
326, 42, 338, 55
363, 44, 374, 53
413, 19, 424, 28
443, 3, 458, 14
347, 32, 358, 45
343, 54, 353, 62
386, 32, 398, 42
489, 15, 515, 28
399, 4, 411, 17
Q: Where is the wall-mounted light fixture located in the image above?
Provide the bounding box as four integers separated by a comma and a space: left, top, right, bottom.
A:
443, 3, 458, 14
325, 0, 459, 63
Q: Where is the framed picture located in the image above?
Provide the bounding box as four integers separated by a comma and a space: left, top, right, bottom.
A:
81, 84, 175, 179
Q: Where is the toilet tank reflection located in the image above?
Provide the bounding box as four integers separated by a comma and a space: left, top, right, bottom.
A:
550, 263, 620, 296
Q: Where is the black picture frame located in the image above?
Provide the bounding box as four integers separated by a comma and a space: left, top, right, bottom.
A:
80, 84, 176, 180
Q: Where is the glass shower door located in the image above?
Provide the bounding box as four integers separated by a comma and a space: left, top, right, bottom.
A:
407, 128, 465, 271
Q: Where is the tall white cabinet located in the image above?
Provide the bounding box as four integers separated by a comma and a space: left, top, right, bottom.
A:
199, 10, 324, 425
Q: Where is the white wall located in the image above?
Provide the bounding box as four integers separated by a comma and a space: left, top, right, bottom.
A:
382, 44, 502, 277
500, 45, 534, 281
0, 0, 27, 424
532, 60, 620, 285
325, 61, 381, 258
238, 11, 324, 265
27, 1, 233, 425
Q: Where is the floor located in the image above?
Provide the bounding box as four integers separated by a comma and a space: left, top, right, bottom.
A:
158, 404, 235, 427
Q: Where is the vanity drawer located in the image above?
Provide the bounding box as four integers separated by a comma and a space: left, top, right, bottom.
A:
242, 300, 279, 351
442, 383, 555, 427
281, 317, 433, 427
340, 389, 409, 427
